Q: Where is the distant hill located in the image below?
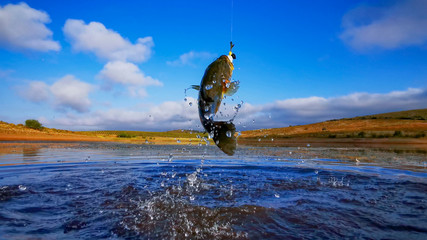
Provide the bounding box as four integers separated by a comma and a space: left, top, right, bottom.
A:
241, 109, 427, 139
346, 109, 427, 120
1, 109, 426, 144
0, 120, 207, 144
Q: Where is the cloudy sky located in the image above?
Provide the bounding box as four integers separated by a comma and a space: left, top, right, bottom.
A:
0, 0, 426, 131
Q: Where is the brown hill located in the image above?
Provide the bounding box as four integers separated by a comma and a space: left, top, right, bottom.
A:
0, 121, 205, 145
346, 108, 427, 120
0, 121, 102, 142
241, 109, 427, 139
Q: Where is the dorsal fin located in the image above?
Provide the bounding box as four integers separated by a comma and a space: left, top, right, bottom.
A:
190, 85, 200, 91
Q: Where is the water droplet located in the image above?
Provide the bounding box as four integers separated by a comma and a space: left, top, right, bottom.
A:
187, 172, 197, 187
168, 153, 173, 162
189, 196, 195, 201
204, 106, 209, 112
226, 131, 232, 137
205, 84, 213, 90
252, 119, 255, 123
176, 139, 181, 143
18, 185, 26, 191
189, 102, 192, 106
271, 138, 274, 141
315, 170, 319, 174
184, 98, 187, 102
307, 143, 311, 147
213, 80, 216, 83
172, 172, 177, 178
204, 113, 211, 120
209, 132, 214, 139
145, 140, 148, 144
274, 193, 280, 198
215, 140, 219, 145
258, 138, 261, 142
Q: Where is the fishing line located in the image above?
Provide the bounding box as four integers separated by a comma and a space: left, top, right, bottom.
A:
230, 0, 234, 42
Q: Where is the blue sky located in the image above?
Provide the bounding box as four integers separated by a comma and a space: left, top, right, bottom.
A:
0, 0, 426, 131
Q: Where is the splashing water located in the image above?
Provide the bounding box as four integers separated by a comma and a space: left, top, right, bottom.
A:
0, 143, 426, 239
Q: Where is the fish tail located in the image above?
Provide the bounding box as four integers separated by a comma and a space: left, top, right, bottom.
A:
210, 121, 237, 156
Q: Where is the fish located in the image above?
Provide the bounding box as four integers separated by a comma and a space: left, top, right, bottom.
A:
192, 42, 239, 155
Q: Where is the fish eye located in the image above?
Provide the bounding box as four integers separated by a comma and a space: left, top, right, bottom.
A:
232, 53, 236, 59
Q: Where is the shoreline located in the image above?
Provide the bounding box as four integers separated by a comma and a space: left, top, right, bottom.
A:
239, 137, 427, 151
1, 133, 426, 151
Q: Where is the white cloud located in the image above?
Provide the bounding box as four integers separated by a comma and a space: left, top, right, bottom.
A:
167, 51, 216, 66
50, 75, 93, 113
63, 19, 153, 62
98, 61, 162, 86
97, 61, 162, 97
49, 97, 199, 131
41, 88, 427, 131
340, 0, 427, 51
20, 75, 94, 112
0, 2, 60, 52
237, 88, 427, 129
20, 81, 50, 102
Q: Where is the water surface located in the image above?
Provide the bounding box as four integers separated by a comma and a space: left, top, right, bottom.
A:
1, 142, 426, 239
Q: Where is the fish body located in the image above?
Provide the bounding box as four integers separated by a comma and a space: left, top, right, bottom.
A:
196, 48, 239, 155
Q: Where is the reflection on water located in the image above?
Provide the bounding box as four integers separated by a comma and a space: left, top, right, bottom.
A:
0, 142, 426, 239
22, 146, 41, 160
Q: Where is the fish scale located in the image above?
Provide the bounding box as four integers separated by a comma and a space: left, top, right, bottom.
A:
195, 43, 239, 155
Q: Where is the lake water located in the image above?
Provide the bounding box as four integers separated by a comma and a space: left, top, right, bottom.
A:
0, 142, 426, 239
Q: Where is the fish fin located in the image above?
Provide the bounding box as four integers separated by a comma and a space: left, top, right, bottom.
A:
210, 121, 236, 156
190, 85, 200, 91
224, 81, 240, 96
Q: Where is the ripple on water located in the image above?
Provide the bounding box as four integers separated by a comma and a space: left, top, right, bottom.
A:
0, 144, 426, 239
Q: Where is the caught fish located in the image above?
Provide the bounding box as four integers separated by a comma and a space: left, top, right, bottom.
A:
192, 42, 239, 155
